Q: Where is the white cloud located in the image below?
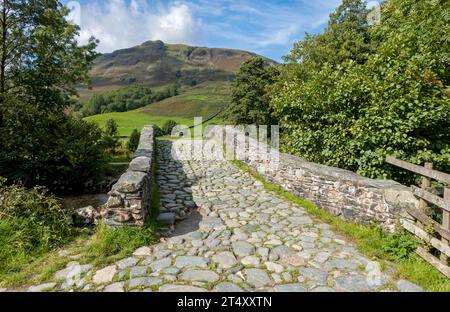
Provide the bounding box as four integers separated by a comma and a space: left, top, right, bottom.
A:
76, 0, 201, 53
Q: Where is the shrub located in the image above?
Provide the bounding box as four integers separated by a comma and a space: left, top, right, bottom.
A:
79, 84, 179, 117
0, 178, 73, 274
153, 125, 164, 137
127, 129, 140, 152
0, 107, 108, 192
104, 118, 119, 137
162, 120, 178, 136
382, 231, 418, 261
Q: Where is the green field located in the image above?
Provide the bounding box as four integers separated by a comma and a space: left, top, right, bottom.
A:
85, 111, 224, 137
85, 112, 192, 136
84, 81, 229, 137
136, 81, 231, 118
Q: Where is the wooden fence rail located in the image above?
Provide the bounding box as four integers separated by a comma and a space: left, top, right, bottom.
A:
386, 156, 450, 278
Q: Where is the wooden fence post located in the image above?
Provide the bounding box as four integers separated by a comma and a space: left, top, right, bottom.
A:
419, 163, 433, 215
442, 188, 450, 264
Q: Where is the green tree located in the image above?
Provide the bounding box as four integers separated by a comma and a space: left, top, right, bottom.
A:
79, 84, 178, 117
272, 0, 450, 181
105, 118, 119, 137
0, 0, 97, 123
0, 1, 105, 190
225, 57, 279, 126
127, 129, 140, 152
162, 120, 178, 136
282, 0, 372, 82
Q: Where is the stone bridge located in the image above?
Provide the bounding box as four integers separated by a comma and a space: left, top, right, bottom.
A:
25, 126, 422, 292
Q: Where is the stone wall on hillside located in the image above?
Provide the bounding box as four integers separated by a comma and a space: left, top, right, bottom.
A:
206, 126, 418, 231
104, 126, 155, 226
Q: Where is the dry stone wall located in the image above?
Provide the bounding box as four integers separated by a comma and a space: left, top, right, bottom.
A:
207, 126, 418, 231
104, 126, 155, 226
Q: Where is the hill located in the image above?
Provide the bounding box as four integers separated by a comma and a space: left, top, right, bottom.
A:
78, 40, 272, 102
81, 40, 274, 136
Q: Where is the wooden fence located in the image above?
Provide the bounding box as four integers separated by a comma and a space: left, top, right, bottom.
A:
386, 156, 450, 278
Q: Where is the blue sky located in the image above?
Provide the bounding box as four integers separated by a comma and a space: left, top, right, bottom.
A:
64, 0, 380, 62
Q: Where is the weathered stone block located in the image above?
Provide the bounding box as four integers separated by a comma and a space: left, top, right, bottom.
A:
128, 156, 152, 173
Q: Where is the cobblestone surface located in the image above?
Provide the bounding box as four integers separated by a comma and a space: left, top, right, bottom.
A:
21, 140, 423, 292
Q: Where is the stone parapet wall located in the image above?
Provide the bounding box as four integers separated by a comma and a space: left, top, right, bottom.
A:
207, 126, 418, 231
104, 126, 155, 226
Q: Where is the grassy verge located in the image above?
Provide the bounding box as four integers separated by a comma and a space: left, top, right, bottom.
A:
0, 220, 160, 288
232, 160, 450, 292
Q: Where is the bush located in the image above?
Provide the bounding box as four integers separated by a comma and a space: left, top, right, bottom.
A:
382, 231, 418, 261
0, 105, 108, 192
127, 129, 140, 152
162, 120, 178, 136
153, 125, 164, 137
104, 118, 119, 137
0, 178, 73, 274
271, 0, 450, 182
80, 84, 179, 117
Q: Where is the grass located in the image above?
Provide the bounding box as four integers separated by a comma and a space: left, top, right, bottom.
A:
136, 81, 231, 118
0, 149, 161, 289
82, 80, 230, 137
136, 84, 229, 118
232, 160, 450, 292
85, 112, 225, 137
85, 112, 194, 137
83, 222, 158, 268
0, 220, 159, 288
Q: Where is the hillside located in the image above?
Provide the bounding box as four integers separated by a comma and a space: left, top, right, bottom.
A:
80, 40, 276, 136
136, 81, 230, 118
78, 40, 272, 102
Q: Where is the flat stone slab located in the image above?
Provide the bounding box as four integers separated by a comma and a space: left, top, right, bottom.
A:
159, 285, 207, 292
54, 263, 92, 280
327, 259, 360, 270
213, 282, 243, 292
288, 216, 313, 225
28, 283, 57, 292
199, 217, 224, 231
116, 257, 139, 269
232, 241, 255, 257
129, 277, 162, 288
213, 251, 237, 269
93, 265, 116, 284
300, 268, 328, 284
133, 246, 152, 257
335, 275, 373, 292
273, 284, 307, 292
149, 258, 172, 272
241, 256, 260, 266
244, 269, 272, 288
180, 269, 220, 283
396, 280, 423, 292
311, 287, 337, 292
104, 282, 124, 292
112, 171, 147, 193
175, 256, 209, 269
130, 266, 148, 278
128, 157, 152, 173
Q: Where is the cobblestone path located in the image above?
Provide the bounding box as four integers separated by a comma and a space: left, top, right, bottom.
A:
23, 140, 422, 292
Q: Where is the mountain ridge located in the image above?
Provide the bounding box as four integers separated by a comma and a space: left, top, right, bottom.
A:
79, 40, 274, 102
